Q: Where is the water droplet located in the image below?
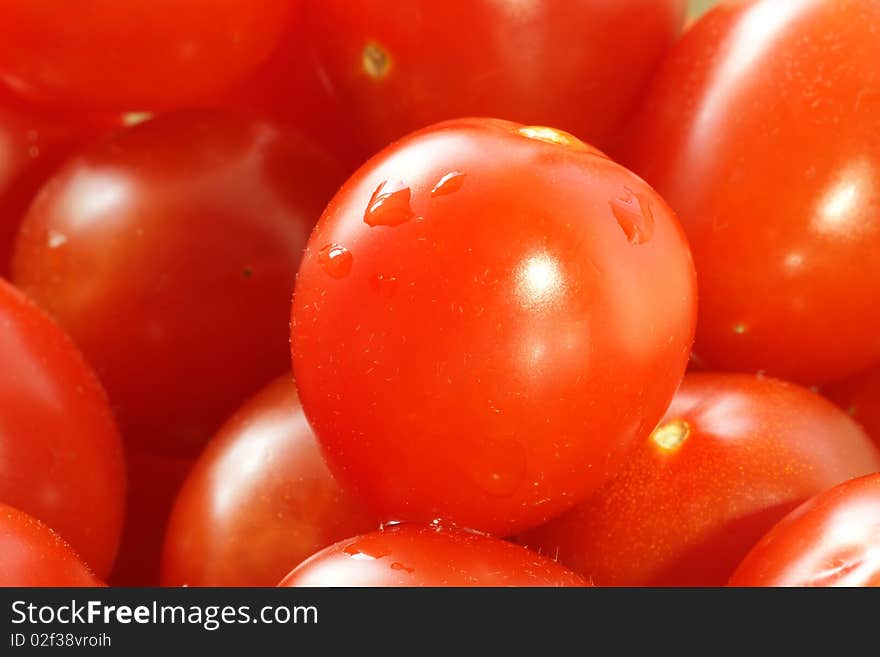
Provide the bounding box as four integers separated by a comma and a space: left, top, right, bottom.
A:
47, 229, 68, 249
364, 180, 414, 227
317, 243, 353, 278
516, 125, 591, 152
610, 187, 655, 245
122, 112, 153, 127
343, 537, 391, 561
431, 171, 466, 197
464, 439, 527, 497
362, 42, 391, 79
733, 323, 748, 335
371, 273, 398, 298
390, 562, 414, 573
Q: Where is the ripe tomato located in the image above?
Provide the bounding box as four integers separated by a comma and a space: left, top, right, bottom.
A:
162, 375, 376, 587
824, 366, 880, 449
0, 92, 108, 274
279, 524, 587, 587
520, 373, 880, 587
0, 504, 103, 587
0, 1, 296, 112
305, 0, 687, 154
0, 279, 125, 577
730, 474, 880, 587
12, 112, 345, 457
292, 118, 697, 536
616, 0, 880, 385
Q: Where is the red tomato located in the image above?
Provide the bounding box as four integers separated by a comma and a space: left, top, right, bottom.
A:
0, 504, 103, 587
279, 524, 587, 587
0, 279, 125, 577
824, 366, 880, 449
12, 112, 345, 457
292, 118, 697, 536
520, 374, 880, 587
162, 375, 376, 587
109, 450, 194, 586
304, 0, 687, 154
616, 0, 880, 385
0, 1, 296, 112
730, 474, 880, 587
0, 92, 107, 274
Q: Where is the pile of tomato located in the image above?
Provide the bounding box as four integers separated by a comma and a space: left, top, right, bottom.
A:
2, 0, 879, 589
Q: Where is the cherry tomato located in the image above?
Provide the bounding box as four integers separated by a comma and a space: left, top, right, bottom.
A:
0, 1, 297, 112
824, 366, 880, 449
12, 112, 345, 457
0, 504, 103, 587
730, 473, 880, 587
616, 0, 880, 385
162, 375, 375, 587
520, 373, 880, 587
279, 524, 587, 587
0, 279, 125, 577
304, 0, 687, 155
292, 118, 697, 536
0, 91, 107, 274
109, 450, 194, 586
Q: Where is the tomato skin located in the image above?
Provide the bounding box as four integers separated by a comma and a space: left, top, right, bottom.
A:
162, 375, 375, 587
279, 524, 587, 587
520, 374, 880, 587
616, 0, 880, 385
0, 279, 125, 578
824, 367, 880, 449
292, 118, 697, 536
0, 1, 296, 112
12, 112, 345, 457
0, 504, 104, 587
730, 474, 880, 587
305, 0, 686, 154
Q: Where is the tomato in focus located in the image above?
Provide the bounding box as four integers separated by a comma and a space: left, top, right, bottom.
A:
0, 504, 103, 587
824, 366, 880, 449
292, 118, 697, 536
162, 376, 376, 587
12, 112, 345, 457
0, 1, 297, 112
279, 524, 587, 587
520, 373, 880, 586
617, 0, 880, 385
305, 0, 687, 154
730, 473, 880, 587
0, 279, 125, 577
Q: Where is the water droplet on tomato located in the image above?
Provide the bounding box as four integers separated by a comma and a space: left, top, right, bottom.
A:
364, 179, 414, 227
431, 171, 466, 197
610, 187, 655, 245
47, 230, 68, 249
343, 537, 391, 561
317, 243, 353, 278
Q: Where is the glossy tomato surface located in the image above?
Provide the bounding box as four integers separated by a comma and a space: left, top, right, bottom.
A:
730, 474, 880, 587
617, 0, 880, 385
305, 0, 686, 154
12, 112, 345, 457
824, 366, 880, 449
162, 375, 375, 587
292, 118, 697, 536
0, 279, 125, 577
521, 373, 880, 587
279, 524, 587, 587
0, 1, 296, 111
0, 504, 103, 587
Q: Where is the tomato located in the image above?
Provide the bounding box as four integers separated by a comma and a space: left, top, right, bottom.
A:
0, 279, 125, 577
0, 504, 103, 587
109, 450, 194, 586
12, 112, 345, 457
616, 0, 880, 385
0, 91, 108, 274
730, 474, 880, 587
292, 118, 697, 536
824, 366, 880, 449
520, 373, 880, 587
279, 524, 586, 587
304, 0, 687, 155
0, 1, 296, 112
162, 375, 375, 587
